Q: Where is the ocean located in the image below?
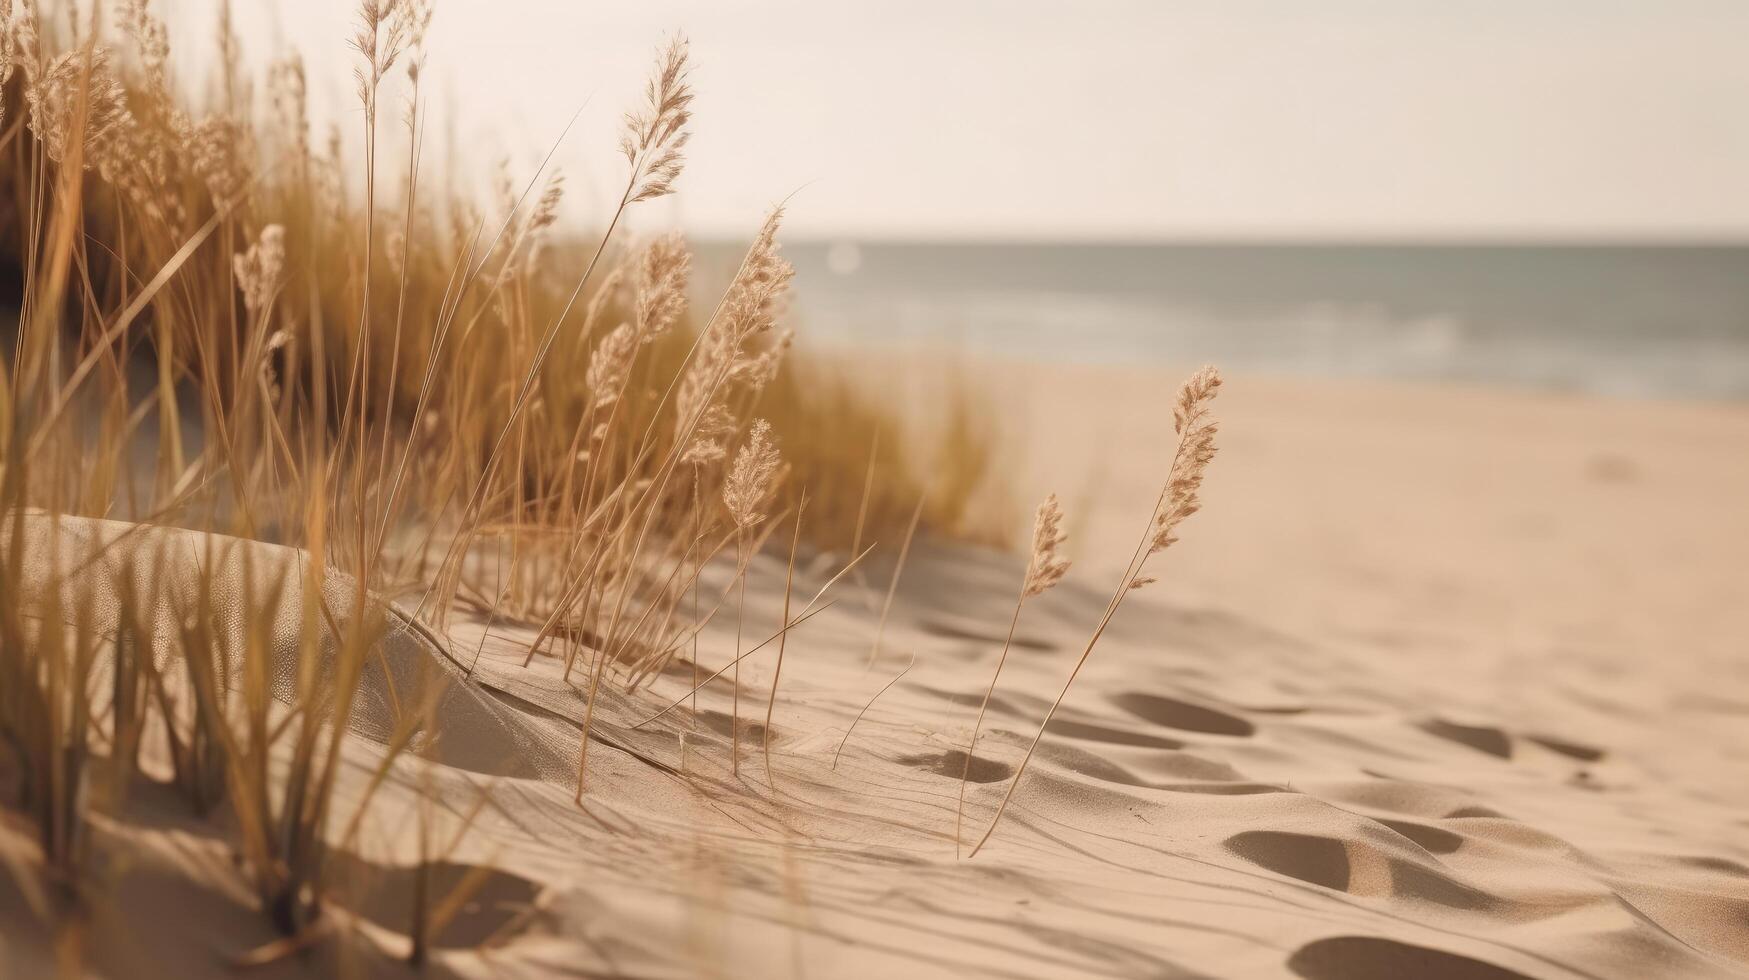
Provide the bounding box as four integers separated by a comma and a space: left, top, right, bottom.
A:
699, 242, 1749, 400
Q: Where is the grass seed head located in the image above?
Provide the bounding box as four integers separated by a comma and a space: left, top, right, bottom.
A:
1024, 493, 1071, 598
622, 34, 693, 203
1144, 365, 1222, 567
26, 46, 131, 167
234, 224, 287, 315
724, 418, 782, 528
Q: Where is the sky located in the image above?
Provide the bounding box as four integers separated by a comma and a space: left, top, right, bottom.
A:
170, 0, 1749, 241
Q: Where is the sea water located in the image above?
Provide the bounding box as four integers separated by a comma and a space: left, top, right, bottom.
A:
700, 241, 1749, 400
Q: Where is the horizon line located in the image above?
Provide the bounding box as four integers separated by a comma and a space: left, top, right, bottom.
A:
672, 231, 1749, 248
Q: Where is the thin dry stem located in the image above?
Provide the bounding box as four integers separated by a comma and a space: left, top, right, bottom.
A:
968, 368, 1221, 857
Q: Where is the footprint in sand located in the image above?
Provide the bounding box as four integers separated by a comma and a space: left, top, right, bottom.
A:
919, 613, 1058, 653
1042, 717, 1186, 750
1224, 830, 1501, 911
1418, 719, 1512, 759
1227, 830, 1352, 890
897, 749, 1013, 783
1445, 805, 1511, 819
694, 709, 768, 743
1376, 818, 1464, 855
1108, 692, 1255, 737
1287, 936, 1534, 980
1524, 733, 1606, 762
1420, 720, 1604, 767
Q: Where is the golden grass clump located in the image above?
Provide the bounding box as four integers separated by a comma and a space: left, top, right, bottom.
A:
748, 352, 1006, 551
0, 0, 1035, 967
0, 4, 1260, 974
0, 0, 995, 956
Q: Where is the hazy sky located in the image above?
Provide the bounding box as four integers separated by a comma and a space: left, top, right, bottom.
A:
185, 1, 1749, 240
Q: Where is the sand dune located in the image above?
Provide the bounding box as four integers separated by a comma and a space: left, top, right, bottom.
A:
3, 368, 1747, 979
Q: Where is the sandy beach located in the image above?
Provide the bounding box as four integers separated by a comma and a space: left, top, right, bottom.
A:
5, 363, 1745, 979
4, 2, 1745, 974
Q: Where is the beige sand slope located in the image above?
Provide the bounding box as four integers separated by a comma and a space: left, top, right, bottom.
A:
2, 367, 1747, 979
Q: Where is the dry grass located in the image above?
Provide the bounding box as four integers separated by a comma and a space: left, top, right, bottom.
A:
0, 0, 1231, 967
954, 492, 1070, 855
754, 349, 1010, 550
966, 366, 1222, 858
0, 0, 1003, 956
0, 510, 102, 885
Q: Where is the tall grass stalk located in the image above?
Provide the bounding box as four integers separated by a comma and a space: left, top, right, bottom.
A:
966, 368, 1221, 858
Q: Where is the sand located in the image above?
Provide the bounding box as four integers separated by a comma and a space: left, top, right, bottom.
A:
2, 365, 1747, 979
